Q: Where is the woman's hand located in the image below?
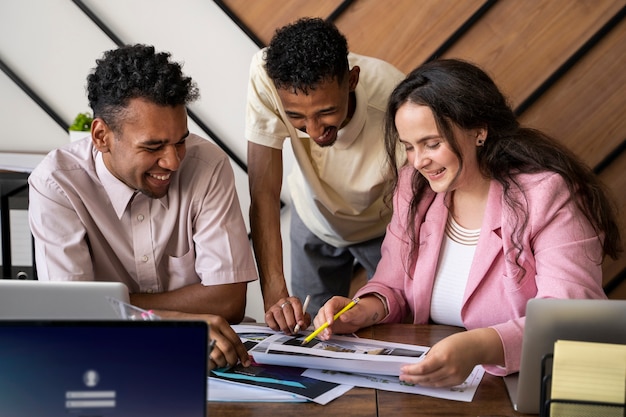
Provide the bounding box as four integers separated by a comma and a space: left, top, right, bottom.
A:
399, 328, 503, 387
313, 295, 386, 340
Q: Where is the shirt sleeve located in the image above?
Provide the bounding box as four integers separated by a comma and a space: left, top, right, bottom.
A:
191, 153, 258, 286
28, 163, 95, 281
244, 49, 292, 149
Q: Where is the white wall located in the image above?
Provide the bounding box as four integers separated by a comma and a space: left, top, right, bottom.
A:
0, 0, 295, 322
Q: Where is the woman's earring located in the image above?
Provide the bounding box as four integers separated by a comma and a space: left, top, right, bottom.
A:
477, 139, 485, 147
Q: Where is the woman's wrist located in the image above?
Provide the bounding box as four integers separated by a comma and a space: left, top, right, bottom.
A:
465, 327, 505, 367
360, 293, 389, 325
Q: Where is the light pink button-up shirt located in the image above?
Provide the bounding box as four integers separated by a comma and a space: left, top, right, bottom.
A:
29, 135, 257, 294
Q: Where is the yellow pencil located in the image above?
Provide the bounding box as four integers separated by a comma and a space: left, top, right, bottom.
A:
301, 298, 360, 345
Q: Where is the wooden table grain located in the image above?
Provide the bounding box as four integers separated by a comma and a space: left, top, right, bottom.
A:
207, 324, 527, 416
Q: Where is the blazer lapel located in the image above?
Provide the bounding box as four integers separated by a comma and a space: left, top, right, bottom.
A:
412, 193, 448, 319
463, 180, 504, 301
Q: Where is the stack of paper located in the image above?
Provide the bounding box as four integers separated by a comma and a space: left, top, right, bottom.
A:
207, 324, 485, 404
249, 331, 429, 376
302, 366, 485, 403
208, 378, 307, 402
550, 339, 626, 417
208, 325, 352, 404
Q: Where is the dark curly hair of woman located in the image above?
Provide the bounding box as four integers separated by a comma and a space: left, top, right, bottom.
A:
384, 59, 622, 266
87, 44, 199, 131
264, 17, 349, 94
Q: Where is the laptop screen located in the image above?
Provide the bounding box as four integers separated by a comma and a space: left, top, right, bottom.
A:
0, 320, 208, 417
0, 280, 130, 319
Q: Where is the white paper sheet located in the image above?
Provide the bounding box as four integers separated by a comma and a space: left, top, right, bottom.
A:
250, 332, 429, 376
302, 365, 485, 402
208, 378, 307, 402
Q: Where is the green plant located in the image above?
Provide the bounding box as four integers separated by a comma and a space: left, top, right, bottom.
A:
69, 112, 93, 131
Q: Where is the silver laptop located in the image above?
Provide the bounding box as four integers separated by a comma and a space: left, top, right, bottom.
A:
0, 280, 130, 319
0, 319, 208, 416
504, 298, 626, 414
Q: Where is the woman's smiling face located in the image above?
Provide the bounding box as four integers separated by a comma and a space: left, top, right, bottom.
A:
395, 102, 484, 194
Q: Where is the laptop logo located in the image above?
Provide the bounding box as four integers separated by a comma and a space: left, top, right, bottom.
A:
65, 368, 116, 415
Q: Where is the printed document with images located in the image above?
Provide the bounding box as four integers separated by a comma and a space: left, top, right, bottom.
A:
208, 378, 307, 403
209, 325, 352, 404
249, 331, 429, 376
303, 365, 485, 402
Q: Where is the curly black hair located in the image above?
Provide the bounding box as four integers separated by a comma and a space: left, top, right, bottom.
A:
87, 44, 199, 131
264, 17, 349, 94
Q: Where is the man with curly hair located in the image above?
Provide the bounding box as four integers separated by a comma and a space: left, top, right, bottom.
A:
246, 18, 405, 332
29, 44, 256, 369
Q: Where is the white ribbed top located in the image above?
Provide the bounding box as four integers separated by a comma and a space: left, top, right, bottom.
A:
430, 216, 480, 327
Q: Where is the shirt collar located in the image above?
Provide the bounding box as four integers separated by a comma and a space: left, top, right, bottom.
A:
95, 152, 169, 219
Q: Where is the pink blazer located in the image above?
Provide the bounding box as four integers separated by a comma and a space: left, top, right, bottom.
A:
356, 167, 606, 375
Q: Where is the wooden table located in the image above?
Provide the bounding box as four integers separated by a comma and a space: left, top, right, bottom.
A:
208, 324, 528, 416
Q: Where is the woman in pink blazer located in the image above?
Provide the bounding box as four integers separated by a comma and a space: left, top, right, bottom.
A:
314, 59, 622, 387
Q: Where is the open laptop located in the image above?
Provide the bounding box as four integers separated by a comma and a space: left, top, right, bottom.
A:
0, 320, 208, 416
504, 298, 626, 414
0, 280, 130, 319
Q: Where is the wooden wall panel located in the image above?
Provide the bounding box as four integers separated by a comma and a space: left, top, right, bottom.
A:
599, 150, 626, 294
334, 0, 485, 73
219, 0, 343, 46
441, 0, 623, 107
519, 18, 626, 297
519, 19, 626, 168
218, 0, 626, 297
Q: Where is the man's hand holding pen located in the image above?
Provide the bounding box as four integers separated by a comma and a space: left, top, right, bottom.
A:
201, 315, 251, 371
265, 295, 312, 335
293, 295, 311, 334
153, 310, 250, 371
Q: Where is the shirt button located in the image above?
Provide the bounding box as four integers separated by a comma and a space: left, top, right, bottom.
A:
141, 255, 149, 262
137, 214, 144, 222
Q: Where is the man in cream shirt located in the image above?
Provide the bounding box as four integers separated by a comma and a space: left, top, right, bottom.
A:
246, 18, 405, 332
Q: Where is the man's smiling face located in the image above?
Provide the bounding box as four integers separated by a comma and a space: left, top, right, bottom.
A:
277, 68, 359, 147
93, 97, 189, 198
